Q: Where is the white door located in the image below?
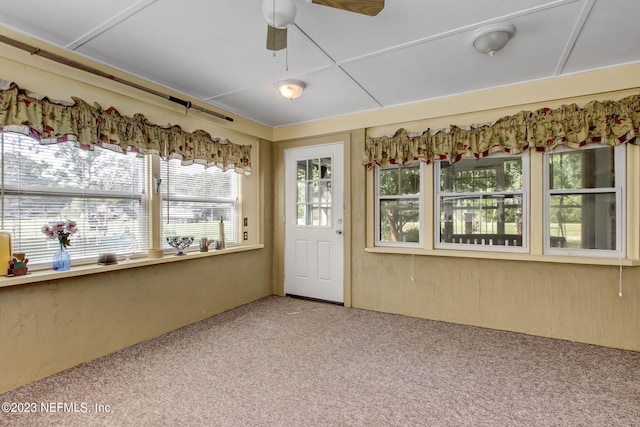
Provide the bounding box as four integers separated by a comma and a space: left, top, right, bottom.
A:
284, 143, 344, 303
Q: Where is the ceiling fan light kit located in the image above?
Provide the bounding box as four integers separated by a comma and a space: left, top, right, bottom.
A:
264, 0, 385, 51
263, 0, 297, 28
472, 22, 515, 56
279, 80, 306, 100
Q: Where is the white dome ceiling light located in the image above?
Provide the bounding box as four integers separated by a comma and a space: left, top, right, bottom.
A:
278, 80, 306, 100
472, 23, 516, 56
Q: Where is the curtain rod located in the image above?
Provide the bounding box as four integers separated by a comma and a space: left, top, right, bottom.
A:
0, 34, 234, 122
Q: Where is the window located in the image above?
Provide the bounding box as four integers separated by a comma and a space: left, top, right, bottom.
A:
160, 159, 239, 248
0, 129, 247, 272
0, 132, 148, 269
435, 154, 528, 252
544, 144, 624, 257
375, 163, 423, 247
296, 157, 333, 227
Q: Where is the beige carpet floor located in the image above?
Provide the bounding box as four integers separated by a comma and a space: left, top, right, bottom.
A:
1, 295, 639, 426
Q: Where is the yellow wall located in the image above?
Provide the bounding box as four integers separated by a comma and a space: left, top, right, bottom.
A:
0, 248, 272, 393
352, 254, 640, 350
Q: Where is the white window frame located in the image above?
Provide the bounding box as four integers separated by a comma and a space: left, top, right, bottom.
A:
374, 162, 424, 248
434, 152, 530, 253
543, 144, 625, 258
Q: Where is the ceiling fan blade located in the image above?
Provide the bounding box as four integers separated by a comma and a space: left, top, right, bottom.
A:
266, 25, 287, 51
311, 0, 384, 16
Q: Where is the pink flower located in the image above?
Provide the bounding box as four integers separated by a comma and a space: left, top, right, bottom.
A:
42, 220, 79, 248
66, 220, 78, 234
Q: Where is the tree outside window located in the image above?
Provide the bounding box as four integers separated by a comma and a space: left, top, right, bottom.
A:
545, 145, 623, 255
375, 163, 422, 246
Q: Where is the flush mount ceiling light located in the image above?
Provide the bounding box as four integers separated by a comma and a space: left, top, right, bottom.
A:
278, 79, 306, 100
472, 23, 516, 56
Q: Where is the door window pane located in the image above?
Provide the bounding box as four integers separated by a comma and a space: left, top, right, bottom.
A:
296, 156, 332, 227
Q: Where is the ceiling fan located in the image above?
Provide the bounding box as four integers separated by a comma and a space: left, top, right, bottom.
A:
263, 0, 385, 51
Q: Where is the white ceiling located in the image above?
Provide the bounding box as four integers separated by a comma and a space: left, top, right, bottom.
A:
0, 0, 638, 128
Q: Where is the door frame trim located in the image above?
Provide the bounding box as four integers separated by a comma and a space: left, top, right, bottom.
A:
273, 133, 352, 307
284, 142, 344, 304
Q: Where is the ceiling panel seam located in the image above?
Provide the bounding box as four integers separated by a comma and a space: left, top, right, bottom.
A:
333, 0, 583, 67
553, 0, 596, 76
291, 23, 382, 107
66, 0, 159, 50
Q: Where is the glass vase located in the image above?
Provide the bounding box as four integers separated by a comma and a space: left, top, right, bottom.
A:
53, 244, 71, 271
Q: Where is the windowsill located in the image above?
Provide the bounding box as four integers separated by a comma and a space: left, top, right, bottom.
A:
364, 246, 640, 266
0, 244, 264, 289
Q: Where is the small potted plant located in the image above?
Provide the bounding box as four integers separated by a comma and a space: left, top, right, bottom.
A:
8, 253, 28, 276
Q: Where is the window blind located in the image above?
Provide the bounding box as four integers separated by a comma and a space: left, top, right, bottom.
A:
0, 132, 149, 269
160, 159, 239, 250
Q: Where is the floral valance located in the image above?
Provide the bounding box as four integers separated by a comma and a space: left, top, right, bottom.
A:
0, 81, 251, 174
363, 94, 640, 167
